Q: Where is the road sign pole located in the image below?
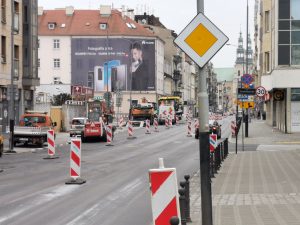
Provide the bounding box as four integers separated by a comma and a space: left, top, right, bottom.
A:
245, 0, 249, 138
197, 2, 213, 225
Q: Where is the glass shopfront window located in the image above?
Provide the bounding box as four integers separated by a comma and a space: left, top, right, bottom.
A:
291, 0, 300, 20
278, 0, 300, 65
291, 88, 300, 101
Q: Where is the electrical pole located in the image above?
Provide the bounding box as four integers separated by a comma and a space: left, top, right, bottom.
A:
197, 0, 213, 224
245, 0, 249, 137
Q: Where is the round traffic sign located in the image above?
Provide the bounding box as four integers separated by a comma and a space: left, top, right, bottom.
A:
256, 86, 266, 97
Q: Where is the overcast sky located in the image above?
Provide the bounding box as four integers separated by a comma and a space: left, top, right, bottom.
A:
38, 0, 255, 68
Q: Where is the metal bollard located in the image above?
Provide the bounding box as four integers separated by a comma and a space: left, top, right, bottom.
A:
215, 145, 220, 171
178, 188, 187, 225
169, 216, 180, 225
210, 152, 215, 178
224, 138, 229, 158
184, 175, 192, 222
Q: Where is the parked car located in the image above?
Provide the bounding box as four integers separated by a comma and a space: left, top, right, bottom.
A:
14, 111, 57, 147
69, 117, 88, 137
195, 120, 221, 139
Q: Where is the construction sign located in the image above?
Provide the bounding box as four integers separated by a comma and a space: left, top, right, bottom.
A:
239, 101, 254, 109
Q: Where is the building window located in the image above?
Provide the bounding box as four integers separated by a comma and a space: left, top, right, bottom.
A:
14, 45, 19, 79
87, 71, 94, 88
99, 23, 107, 30
278, 0, 300, 65
38, 58, 40, 68
48, 22, 56, 30
291, 88, 300, 101
13, 1, 19, 32
291, 0, 300, 20
1, 0, 6, 23
53, 77, 62, 84
1, 35, 6, 63
53, 39, 60, 49
265, 11, 270, 32
265, 52, 270, 73
53, 58, 60, 68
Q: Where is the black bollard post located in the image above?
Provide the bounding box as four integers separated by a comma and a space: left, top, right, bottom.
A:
170, 216, 180, 225
184, 175, 192, 222
214, 146, 219, 173
210, 152, 215, 178
178, 188, 187, 225
224, 138, 229, 158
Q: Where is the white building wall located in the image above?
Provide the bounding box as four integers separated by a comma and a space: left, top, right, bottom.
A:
156, 39, 164, 95
38, 36, 71, 85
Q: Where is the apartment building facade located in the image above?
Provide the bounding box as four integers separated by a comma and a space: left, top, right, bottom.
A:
0, 0, 39, 129
259, 0, 300, 132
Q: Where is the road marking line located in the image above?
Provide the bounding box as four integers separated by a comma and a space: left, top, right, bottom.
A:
0, 185, 79, 223
66, 178, 142, 225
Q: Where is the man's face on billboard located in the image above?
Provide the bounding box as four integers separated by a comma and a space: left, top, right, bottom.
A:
132, 48, 142, 62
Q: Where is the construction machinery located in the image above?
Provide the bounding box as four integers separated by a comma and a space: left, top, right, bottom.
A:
130, 102, 156, 126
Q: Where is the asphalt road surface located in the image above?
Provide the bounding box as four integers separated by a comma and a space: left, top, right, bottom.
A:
0, 123, 205, 225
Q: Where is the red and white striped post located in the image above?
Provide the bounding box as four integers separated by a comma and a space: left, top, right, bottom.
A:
169, 115, 173, 128
118, 116, 124, 129
187, 120, 192, 137
127, 120, 136, 139
210, 134, 217, 153
154, 118, 159, 132
176, 116, 179, 126
145, 119, 151, 134
149, 158, 181, 225
43, 130, 59, 159
231, 120, 236, 137
65, 139, 86, 184
194, 119, 199, 134
165, 117, 169, 129
106, 124, 114, 146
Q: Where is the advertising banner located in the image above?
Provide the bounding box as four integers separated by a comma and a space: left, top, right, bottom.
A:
71, 38, 155, 92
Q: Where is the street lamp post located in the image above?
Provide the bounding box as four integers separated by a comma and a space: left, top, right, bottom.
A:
8, 0, 16, 152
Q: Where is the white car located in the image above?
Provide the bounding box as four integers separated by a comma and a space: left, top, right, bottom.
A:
69, 117, 88, 137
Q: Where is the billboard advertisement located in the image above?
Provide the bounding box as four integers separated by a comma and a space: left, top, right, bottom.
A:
71, 38, 155, 92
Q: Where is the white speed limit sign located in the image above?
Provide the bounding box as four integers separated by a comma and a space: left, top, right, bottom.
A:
256, 86, 266, 97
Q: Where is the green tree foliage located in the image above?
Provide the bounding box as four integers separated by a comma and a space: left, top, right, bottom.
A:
51, 93, 72, 106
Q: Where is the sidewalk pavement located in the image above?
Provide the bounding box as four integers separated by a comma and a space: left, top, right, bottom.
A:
189, 119, 300, 225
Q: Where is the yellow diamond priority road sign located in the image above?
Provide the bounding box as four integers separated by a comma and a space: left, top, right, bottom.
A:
174, 13, 228, 68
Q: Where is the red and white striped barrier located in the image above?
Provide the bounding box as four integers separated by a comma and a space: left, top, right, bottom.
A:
210, 134, 217, 153
194, 119, 199, 133
154, 118, 159, 132
118, 116, 124, 128
106, 125, 114, 146
44, 130, 59, 159
165, 118, 169, 129
149, 158, 181, 225
187, 120, 192, 137
65, 139, 86, 184
145, 119, 151, 134
176, 116, 179, 126
169, 115, 173, 128
127, 120, 136, 139
231, 120, 236, 137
